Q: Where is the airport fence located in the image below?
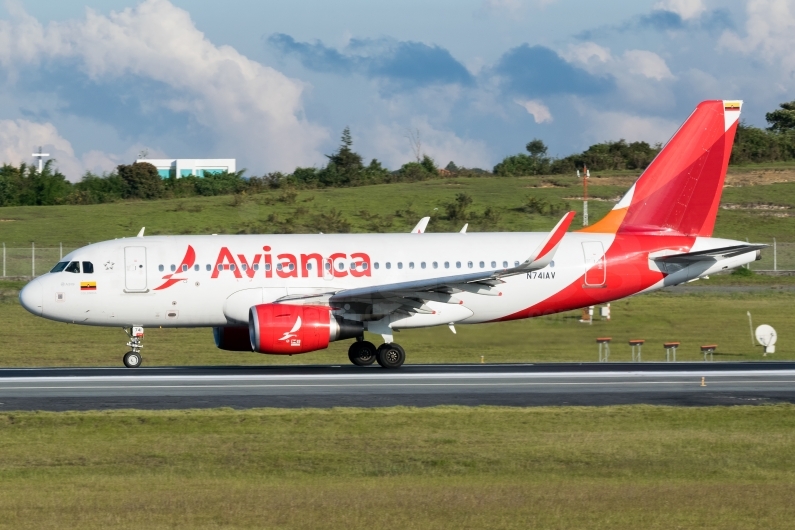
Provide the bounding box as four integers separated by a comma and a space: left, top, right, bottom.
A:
2, 240, 795, 279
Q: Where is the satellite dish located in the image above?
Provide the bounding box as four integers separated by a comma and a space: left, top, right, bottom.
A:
755, 324, 777, 355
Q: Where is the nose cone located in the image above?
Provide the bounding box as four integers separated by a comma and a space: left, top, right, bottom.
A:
19, 279, 43, 316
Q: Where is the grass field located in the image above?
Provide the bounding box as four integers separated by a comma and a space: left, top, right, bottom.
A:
1, 405, 794, 529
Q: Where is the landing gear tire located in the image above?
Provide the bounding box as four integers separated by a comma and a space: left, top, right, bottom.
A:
123, 351, 142, 368
376, 343, 405, 369
348, 341, 377, 366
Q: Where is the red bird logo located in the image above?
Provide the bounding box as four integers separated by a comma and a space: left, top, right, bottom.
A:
154, 246, 196, 290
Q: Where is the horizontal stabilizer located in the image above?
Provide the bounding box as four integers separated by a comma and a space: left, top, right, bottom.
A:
652, 244, 766, 262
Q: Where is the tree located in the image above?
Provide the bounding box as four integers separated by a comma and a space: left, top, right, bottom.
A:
325, 126, 364, 183
766, 101, 795, 133
525, 139, 548, 157
117, 162, 163, 200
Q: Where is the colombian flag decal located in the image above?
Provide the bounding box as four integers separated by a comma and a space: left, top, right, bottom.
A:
80, 281, 97, 291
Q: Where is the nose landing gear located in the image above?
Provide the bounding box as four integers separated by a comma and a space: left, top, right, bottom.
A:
123, 326, 144, 368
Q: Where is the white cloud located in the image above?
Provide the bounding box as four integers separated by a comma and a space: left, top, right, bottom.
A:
576, 106, 680, 146
653, 0, 706, 20
0, 119, 82, 178
0, 0, 328, 174
0, 118, 165, 181
365, 120, 492, 170
562, 42, 611, 66
621, 50, 674, 80
719, 0, 795, 77
514, 99, 553, 123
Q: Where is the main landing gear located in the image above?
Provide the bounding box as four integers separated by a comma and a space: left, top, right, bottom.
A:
123, 326, 144, 368
348, 339, 405, 369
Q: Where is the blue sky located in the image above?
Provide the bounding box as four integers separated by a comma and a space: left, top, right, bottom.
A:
0, 0, 793, 180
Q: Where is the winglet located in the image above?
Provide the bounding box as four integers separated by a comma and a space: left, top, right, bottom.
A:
459, 223, 468, 233
522, 211, 575, 269
137, 227, 145, 238
411, 217, 430, 234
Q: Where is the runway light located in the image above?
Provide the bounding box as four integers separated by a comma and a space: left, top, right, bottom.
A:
701, 377, 706, 387
480, 356, 485, 364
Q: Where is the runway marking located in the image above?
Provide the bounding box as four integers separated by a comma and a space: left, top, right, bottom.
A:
2, 370, 795, 385
2, 379, 795, 391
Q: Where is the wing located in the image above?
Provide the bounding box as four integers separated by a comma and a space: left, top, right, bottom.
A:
276, 212, 576, 319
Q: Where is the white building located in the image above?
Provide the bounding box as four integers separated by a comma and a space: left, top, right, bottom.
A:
136, 159, 236, 179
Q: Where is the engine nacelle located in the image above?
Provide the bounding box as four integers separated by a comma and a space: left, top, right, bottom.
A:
248, 304, 363, 354
213, 326, 253, 351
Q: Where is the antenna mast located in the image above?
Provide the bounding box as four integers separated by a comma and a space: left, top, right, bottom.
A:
577, 165, 590, 226
32, 146, 50, 173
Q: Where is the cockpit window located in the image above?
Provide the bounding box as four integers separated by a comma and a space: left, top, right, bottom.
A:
82, 262, 94, 274
50, 261, 69, 273
64, 261, 80, 273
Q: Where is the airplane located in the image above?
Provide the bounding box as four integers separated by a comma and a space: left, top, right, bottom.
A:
19, 100, 764, 369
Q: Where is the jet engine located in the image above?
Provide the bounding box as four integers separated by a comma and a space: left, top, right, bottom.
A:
213, 326, 253, 351
248, 303, 363, 354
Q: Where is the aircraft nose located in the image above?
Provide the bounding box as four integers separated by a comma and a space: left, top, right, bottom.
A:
19, 279, 43, 316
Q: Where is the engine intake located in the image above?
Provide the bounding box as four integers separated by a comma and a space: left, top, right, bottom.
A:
248, 303, 363, 354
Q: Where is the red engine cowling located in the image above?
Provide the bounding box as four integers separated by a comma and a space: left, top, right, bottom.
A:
248, 304, 363, 354
213, 326, 253, 351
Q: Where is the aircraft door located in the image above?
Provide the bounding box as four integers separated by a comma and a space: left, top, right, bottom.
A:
582, 241, 606, 287
124, 246, 148, 291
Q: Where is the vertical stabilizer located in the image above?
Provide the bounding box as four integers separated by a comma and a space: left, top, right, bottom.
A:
580, 100, 741, 236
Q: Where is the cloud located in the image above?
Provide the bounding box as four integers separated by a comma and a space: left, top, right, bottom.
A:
564, 44, 674, 81
269, 34, 474, 89
363, 120, 491, 170
653, 0, 706, 21
514, 99, 553, 123
493, 44, 612, 98
575, 105, 681, 146
622, 50, 674, 81
0, 0, 328, 174
0, 118, 149, 180
719, 0, 795, 77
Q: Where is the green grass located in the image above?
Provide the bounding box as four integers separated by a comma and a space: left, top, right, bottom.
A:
1, 282, 792, 366
0, 405, 794, 529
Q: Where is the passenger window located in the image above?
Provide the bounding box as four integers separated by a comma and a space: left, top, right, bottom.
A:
362, 263, 368, 270
467, 261, 473, 268
254, 264, 259, 271
491, 261, 496, 268
479, 261, 485, 268
374, 262, 380, 269
65, 261, 80, 273
433, 262, 438, 269
456, 261, 461, 269
386, 262, 392, 269
409, 262, 414, 269
241, 264, 248, 271
288, 263, 295, 271
182, 264, 188, 272
514, 261, 520, 267
350, 262, 356, 270
306, 263, 313, 270
421, 262, 426, 269
194, 264, 199, 271
276, 264, 283, 271
337, 262, 344, 271
50, 261, 69, 273
398, 262, 403, 269
217, 264, 223, 271
266, 264, 272, 271
158, 264, 164, 272
206, 264, 211, 271
170, 264, 176, 272
503, 261, 508, 268
82, 262, 94, 274
444, 262, 449, 269
230, 264, 236, 271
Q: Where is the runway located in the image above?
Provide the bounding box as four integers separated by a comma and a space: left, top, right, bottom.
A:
1, 362, 794, 411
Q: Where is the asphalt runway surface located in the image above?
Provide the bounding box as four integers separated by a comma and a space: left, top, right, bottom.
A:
1, 362, 794, 411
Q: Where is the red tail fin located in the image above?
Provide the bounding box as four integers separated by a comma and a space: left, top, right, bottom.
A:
580, 100, 741, 236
